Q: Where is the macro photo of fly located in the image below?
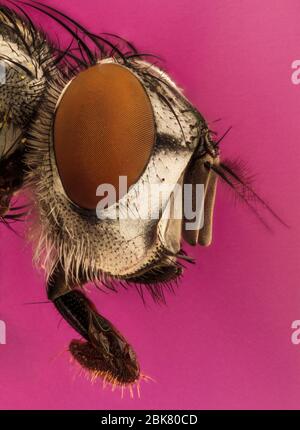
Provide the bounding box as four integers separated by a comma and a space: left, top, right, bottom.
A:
0, 1, 286, 395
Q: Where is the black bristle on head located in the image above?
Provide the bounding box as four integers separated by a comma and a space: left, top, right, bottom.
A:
206, 159, 288, 230
7, 0, 155, 76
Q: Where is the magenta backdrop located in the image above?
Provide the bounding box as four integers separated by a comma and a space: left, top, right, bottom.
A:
0, 0, 300, 410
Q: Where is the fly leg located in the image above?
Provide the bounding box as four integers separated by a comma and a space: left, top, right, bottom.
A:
47, 266, 140, 386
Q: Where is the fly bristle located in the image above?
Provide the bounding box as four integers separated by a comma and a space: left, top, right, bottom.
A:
70, 353, 153, 399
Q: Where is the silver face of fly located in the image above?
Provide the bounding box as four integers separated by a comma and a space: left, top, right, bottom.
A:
27, 58, 219, 287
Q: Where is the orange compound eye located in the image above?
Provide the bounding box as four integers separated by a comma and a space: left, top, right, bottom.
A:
53, 63, 155, 210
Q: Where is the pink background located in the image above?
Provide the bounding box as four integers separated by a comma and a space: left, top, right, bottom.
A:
0, 0, 300, 410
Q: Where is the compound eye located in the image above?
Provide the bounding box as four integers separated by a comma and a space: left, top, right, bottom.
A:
53, 63, 155, 210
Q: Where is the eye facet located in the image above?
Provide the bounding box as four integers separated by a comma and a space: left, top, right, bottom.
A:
54, 63, 155, 210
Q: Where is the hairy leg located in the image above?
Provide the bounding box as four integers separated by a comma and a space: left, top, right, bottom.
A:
47, 267, 140, 386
